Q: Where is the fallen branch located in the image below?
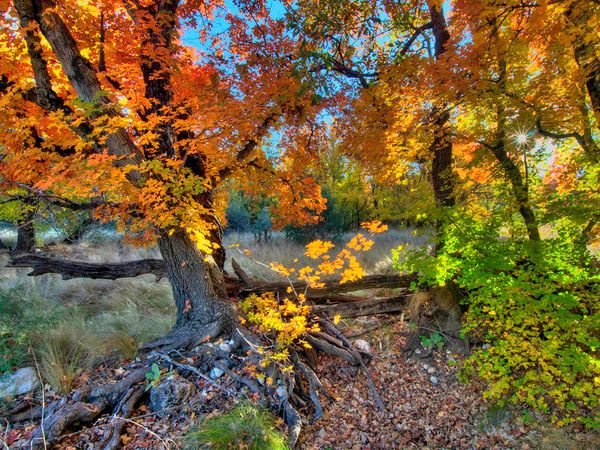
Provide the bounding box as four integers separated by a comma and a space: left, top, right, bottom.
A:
313, 295, 410, 318
320, 319, 386, 413
9, 255, 415, 304
9, 255, 164, 280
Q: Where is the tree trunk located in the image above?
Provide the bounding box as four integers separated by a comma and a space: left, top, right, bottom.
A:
157, 229, 234, 334
428, 2, 456, 208
495, 56, 541, 241
13, 199, 35, 255
566, 4, 600, 128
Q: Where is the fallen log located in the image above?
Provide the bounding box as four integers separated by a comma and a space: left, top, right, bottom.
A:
313, 295, 410, 319
9, 255, 165, 280
241, 274, 416, 297
9, 255, 415, 302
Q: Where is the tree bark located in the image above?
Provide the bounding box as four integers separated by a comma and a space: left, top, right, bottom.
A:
12, 198, 36, 255
21, 0, 143, 169
18, 1, 229, 337
9, 252, 415, 300
566, 3, 600, 128
157, 229, 233, 332
494, 56, 541, 241
427, 1, 456, 208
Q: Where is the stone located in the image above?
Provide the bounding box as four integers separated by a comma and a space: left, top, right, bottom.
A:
276, 386, 287, 398
218, 342, 231, 353
353, 339, 371, 353
210, 367, 224, 379
427, 366, 437, 375
149, 376, 194, 413
0, 367, 40, 398
429, 375, 439, 385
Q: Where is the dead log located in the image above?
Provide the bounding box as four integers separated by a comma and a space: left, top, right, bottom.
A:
9, 255, 165, 280
9, 254, 415, 302
313, 295, 410, 319
240, 273, 416, 297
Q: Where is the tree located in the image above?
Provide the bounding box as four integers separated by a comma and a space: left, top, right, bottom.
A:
0, 0, 326, 344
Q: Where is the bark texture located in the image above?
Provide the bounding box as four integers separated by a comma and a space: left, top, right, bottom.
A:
427, 1, 455, 208
12, 198, 36, 255
494, 56, 540, 241
157, 229, 233, 332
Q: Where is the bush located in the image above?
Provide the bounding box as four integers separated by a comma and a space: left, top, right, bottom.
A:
186, 402, 288, 450
395, 213, 600, 427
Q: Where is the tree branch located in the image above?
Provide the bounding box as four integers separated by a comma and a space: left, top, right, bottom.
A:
218, 114, 277, 180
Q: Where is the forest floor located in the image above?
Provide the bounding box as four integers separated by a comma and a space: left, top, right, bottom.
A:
5, 318, 598, 449
1, 231, 598, 449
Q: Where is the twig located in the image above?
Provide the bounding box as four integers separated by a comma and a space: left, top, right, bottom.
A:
30, 349, 46, 450
111, 415, 179, 450
152, 352, 237, 397
320, 319, 386, 413
1, 418, 10, 450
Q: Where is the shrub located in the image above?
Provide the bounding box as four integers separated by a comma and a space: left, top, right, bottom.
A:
395, 213, 600, 427
186, 402, 288, 450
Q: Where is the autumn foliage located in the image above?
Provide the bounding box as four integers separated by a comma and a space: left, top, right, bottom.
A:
0, 0, 598, 437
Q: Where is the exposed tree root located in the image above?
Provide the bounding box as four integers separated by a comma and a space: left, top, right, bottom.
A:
97, 386, 145, 450
7, 313, 394, 449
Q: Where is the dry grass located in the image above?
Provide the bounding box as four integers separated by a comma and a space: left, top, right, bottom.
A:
223, 228, 430, 281
0, 227, 425, 391
34, 324, 90, 393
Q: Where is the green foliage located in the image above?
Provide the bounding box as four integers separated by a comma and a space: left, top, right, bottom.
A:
0, 287, 69, 373
226, 191, 272, 241
145, 363, 173, 391
394, 212, 600, 427
186, 402, 288, 450
420, 332, 445, 350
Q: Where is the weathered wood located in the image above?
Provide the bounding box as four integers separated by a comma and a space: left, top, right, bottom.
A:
238, 274, 416, 297
313, 295, 410, 319
9, 255, 165, 280
9, 254, 415, 298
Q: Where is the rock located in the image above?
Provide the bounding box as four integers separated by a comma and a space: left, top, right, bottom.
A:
353, 339, 371, 353
429, 375, 439, 385
0, 367, 40, 398
276, 386, 287, 398
210, 367, 224, 379
149, 376, 194, 413
422, 363, 430, 371
427, 366, 437, 375
218, 342, 231, 353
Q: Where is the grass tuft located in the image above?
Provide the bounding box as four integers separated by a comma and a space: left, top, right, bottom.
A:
186, 402, 289, 450
34, 324, 90, 393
